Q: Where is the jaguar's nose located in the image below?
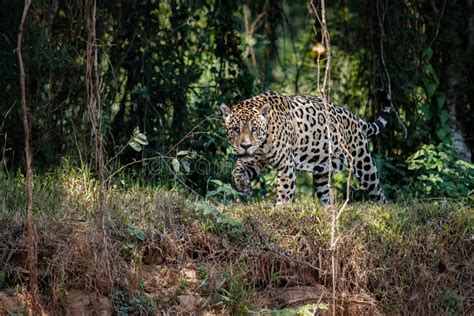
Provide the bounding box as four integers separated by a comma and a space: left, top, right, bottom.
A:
241, 143, 251, 150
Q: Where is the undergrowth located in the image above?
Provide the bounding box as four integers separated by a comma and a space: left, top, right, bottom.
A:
0, 167, 472, 314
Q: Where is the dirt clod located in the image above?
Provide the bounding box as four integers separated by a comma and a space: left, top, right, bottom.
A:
178, 294, 203, 313
0, 291, 24, 315
64, 290, 112, 316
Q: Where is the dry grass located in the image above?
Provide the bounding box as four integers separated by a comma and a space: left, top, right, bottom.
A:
0, 170, 472, 314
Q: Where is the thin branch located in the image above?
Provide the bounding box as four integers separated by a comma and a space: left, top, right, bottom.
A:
310, 1, 338, 314
243, 1, 266, 67
427, 0, 448, 49
85, 0, 112, 285
17, 0, 42, 313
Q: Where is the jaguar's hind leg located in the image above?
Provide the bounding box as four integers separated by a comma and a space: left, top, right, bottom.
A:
313, 172, 331, 205
275, 160, 296, 205
353, 151, 386, 203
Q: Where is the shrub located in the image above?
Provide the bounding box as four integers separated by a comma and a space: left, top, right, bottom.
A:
406, 143, 474, 200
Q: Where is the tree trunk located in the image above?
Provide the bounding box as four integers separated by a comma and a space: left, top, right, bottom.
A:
446, 64, 471, 162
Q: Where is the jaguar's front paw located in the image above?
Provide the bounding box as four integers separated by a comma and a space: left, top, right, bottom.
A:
232, 173, 251, 200
241, 187, 251, 200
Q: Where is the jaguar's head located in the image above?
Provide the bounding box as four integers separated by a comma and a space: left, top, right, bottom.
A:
220, 102, 271, 159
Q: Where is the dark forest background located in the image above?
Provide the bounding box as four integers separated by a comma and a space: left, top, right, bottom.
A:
0, 1, 473, 314
1, 0, 473, 200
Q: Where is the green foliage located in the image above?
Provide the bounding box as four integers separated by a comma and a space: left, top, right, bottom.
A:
176, 278, 189, 295
110, 287, 157, 315
197, 265, 209, 288
118, 224, 146, 261
128, 128, 149, 152
195, 201, 245, 241
206, 179, 241, 203
0, 269, 5, 287
443, 291, 462, 316
214, 264, 254, 314
127, 224, 146, 241
407, 143, 474, 199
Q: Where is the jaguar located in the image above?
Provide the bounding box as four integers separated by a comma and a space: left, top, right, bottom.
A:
220, 90, 391, 205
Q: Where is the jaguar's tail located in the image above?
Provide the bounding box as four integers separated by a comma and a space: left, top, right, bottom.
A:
365, 90, 391, 137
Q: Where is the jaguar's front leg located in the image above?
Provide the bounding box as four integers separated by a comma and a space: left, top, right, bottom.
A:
232, 158, 264, 200
275, 160, 296, 205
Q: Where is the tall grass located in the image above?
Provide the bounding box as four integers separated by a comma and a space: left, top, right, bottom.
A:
0, 166, 472, 314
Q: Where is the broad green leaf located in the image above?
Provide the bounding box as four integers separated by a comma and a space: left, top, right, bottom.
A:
134, 132, 148, 145
129, 141, 142, 152
421, 103, 432, 119
426, 64, 439, 84
177, 150, 189, 156
181, 159, 191, 173
436, 128, 448, 141
132, 228, 145, 241
436, 92, 446, 109
210, 179, 223, 186
425, 83, 437, 98
172, 158, 180, 172
439, 110, 449, 125
206, 190, 218, 197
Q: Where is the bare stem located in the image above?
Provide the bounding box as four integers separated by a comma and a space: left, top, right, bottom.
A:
85, 0, 112, 285
17, 0, 42, 312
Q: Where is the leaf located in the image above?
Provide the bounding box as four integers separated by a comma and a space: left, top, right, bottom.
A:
210, 179, 223, 186
181, 159, 191, 173
128, 225, 145, 241
426, 47, 433, 60
177, 150, 189, 156
421, 103, 432, 119
206, 190, 218, 197
129, 128, 148, 150
425, 83, 437, 98
439, 110, 449, 125
132, 228, 145, 241
129, 141, 142, 152
436, 128, 448, 141
426, 64, 439, 84
436, 92, 446, 109
172, 158, 180, 172
134, 132, 148, 145
195, 201, 217, 215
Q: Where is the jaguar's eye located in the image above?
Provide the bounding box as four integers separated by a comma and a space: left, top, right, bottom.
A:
231, 127, 240, 134
251, 126, 258, 133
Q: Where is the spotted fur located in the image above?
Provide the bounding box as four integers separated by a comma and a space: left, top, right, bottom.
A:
220, 90, 391, 205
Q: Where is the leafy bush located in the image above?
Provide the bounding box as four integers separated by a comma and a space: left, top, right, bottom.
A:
406, 143, 474, 200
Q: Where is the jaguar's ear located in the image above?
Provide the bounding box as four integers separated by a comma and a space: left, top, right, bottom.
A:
260, 103, 271, 120
220, 103, 231, 120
